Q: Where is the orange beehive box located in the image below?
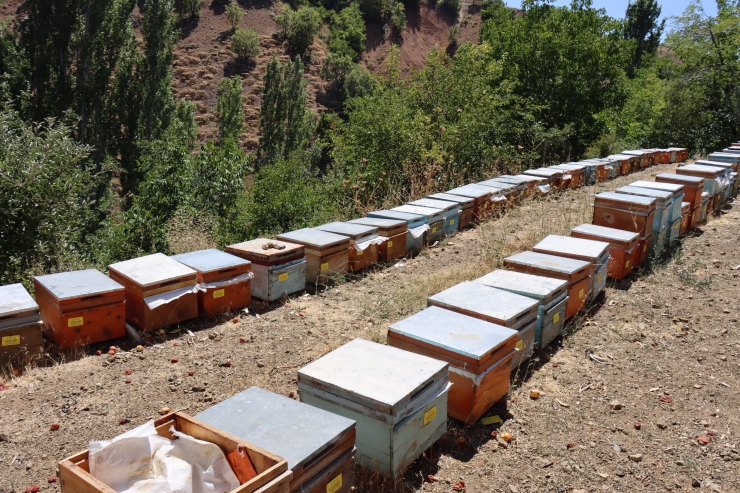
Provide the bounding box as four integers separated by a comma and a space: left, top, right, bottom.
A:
171, 249, 252, 317
316, 222, 381, 273
680, 202, 692, 235
593, 192, 657, 238
655, 173, 705, 209
348, 217, 408, 262
428, 193, 475, 229
0, 284, 44, 363
277, 229, 350, 284
637, 233, 652, 265
446, 185, 493, 221
570, 224, 639, 280
388, 307, 516, 424
33, 270, 125, 349
108, 253, 198, 332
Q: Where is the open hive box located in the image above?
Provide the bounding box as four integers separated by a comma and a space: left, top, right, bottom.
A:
108, 254, 197, 332
427, 193, 475, 228
387, 306, 517, 424
171, 249, 252, 317
34, 269, 126, 348
276, 229, 350, 284
348, 217, 408, 262
366, 210, 427, 255
196, 387, 356, 493
473, 270, 568, 350
225, 239, 306, 302
427, 281, 538, 368
0, 283, 43, 364
315, 222, 381, 273
408, 198, 461, 235
504, 251, 591, 319
446, 185, 493, 221
570, 224, 640, 279
58, 411, 292, 493
298, 339, 449, 477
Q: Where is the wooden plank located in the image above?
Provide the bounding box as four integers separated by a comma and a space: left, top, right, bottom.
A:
226, 239, 305, 266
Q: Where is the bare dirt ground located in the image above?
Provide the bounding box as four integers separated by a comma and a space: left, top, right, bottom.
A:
2, 161, 739, 493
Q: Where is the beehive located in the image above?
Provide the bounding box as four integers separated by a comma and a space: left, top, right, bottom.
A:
522, 168, 564, 189
462, 184, 509, 214
551, 164, 587, 188
667, 147, 689, 162
196, 387, 356, 493
348, 218, 408, 262
707, 153, 740, 171
614, 186, 671, 254
478, 179, 522, 204
581, 159, 608, 182
392, 205, 446, 244
408, 198, 461, 235
171, 249, 252, 316
532, 235, 610, 301
503, 251, 591, 319
427, 282, 538, 368
387, 307, 517, 424
276, 229, 350, 284
298, 339, 449, 477
0, 284, 43, 364
675, 165, 723, 196
621, 150, 653, 168
428, 193, 475, 228
108, 254, 197, 332
316, 222, 381, 273
473, 270, 568, 350
367, 210, 427, 255
680, 201, 692, 234
655, 173, 704, 210
593, 192, 657, 239
606, 155, 634, 175
225, 239, 306, 302
446, 185, 493, 220
570, 224, 639, 279
628, 180, 685, 229
34, 270, 126, 348
695, 160, 734, 202
493, 176, 538, 199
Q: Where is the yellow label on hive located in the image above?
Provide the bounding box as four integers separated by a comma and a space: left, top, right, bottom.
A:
320, 262, 329, 271
326, 474, 342, 493
597, 274, 603, 283
431, 227, 437, 233
68, 317, 84, 327
553, 312, 560, 324
423, 406, 437, 426
2, 335, 20, 346
278, 272, 289, 282
387, 241, 393, 248
213, 289, 225, 299
450, 219, 455, 225
625, 260, 630, 268
356, 249, 363, 256
578, 289, 584, 299
643, 244, 648, 253
516, 339, 523, 350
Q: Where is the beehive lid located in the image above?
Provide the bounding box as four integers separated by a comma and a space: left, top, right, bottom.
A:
696, 160, 733, 172
552, 164, 586, 171
388, 306, 517, 365
504, 251, 592, 276
533, 235, 609, 264
523, 169, 559, 178
629, 180, 685, 197
606, 154, 634, 161
297, 338, 448, 417
594, 192, 657, 211
616, 186, 673, 206
0, 283, 39, 318
622, 150, 649, 156
676, 164, 724, 178
171, 249, 251, 274
478, 180, 517, 193
348, 217, 408, 233
315, 222, 379, 242
514, 174, 547, 184
427, 281, 539, 328
709, 153, 740, 162
108, 253, 196, 288
408, 198, 458, 214
393, 204, 445, 223
195, 386, 355, 471
722, 148, 740, 154
473, 270, 567, 303
367, 209, 426, 224
656, 173, 704, 187
428, 193, 474, 208
35, 269, 124, 301
496, 175, 531, 184
225, 239, 304, 264
277, 228, 351, 249
571, 224, 640, 244
446, 185, 493, 200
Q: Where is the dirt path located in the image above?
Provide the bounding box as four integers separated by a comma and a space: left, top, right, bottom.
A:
1, 162, 739, 493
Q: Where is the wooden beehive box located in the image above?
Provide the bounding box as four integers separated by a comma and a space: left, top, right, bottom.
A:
593, 192, 657, 238
108, 253, 198, 332
479, 179, 520, 203
427, 282, 538, 367
628, 180, 685, 223
473, 270, 568, 350
503, 251, 591, 319
464, 184, 509, 214
367, 210, 427, 255
392, 205, 445, 244
621, 150, 653, 168
428, 193, 475, 229
387, 307, 517, 424
171, 249, 252, 317
616, 185, 673, 232
225, 239, 306, 302
316, 222, 380, 273
409, 198, 461, 235
667, 147, 689, 162
550, 164, 586, 188
571, 224, 639, 279
707, 153, 740, 171
196, 387, 356, 493
446, 185, 493, 220
606, 155, 634, 175
522, 168, 563, 189
0, 284, 43, 364
656, 173, 704, 209
514, 174, 550, 195
680, 202, 692, 235
348, 218, 407, 262
675, 165, 724, 193
532, 235, 610, 302
297, 339, 449, 477
34, 270, 126, 348
276, 229, 350, 284
58, 411, 291, 493
696, 160, 734, 201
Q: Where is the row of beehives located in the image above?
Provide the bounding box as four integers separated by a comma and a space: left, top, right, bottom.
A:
54, 146, 740, 493
0, 148, 694, 362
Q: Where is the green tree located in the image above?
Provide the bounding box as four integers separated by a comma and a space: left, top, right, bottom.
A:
390, 2, 406, 32
276, 6, 321, 54
328, 4, 366, 59
230, 28, 261, 61
225, 2, 243, 31
624, 0, 664, 77
181, 0, 205, 19
321, 52, 354, 89
217, 76, 245, 142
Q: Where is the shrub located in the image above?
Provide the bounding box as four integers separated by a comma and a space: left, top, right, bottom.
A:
390, 2, 406, 32
276, 6, 322, 54
448, 24, 460, 44
440, 0, 460, 13
359, 0, 393, 21
181, 0, 205, 19
320, 52, 354, 87
230, 27, 260, 61
343, 65, 378, 100
328, 4, 366, 59
225, 2, 243, 31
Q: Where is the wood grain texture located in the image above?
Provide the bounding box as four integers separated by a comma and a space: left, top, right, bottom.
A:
123, 289, 198, 332
377, 232, 406, 262
349, 243, 379, 273
225, 239, 305, 266
593, 205, 656, 238
304, 250, 349, 284
199, 279, 251, 317
251, 260, 306, 302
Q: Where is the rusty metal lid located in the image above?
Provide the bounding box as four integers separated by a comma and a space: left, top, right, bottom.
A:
172, 249, 251, 274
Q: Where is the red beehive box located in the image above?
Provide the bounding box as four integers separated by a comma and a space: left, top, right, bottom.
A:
108, 253, 198, 332
593, 192, 657, 239
0, 284, 44, 363
570, 224, 639, 280
34, 270, 126, 349
171, 249, 252, 317
316, 222, 381, 273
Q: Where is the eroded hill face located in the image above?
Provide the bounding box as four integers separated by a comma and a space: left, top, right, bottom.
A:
0, 0, 482, 148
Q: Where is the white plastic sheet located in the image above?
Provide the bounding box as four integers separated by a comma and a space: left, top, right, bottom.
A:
89, 420, 240, 493
200, 272, 254, 290
409, 224, 431, 239
355, 236, 387, 253
538, 184, 551, 194
144, 285, 205, 310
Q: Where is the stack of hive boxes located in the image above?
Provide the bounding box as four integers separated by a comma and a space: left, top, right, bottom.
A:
656, 174, 704, 229
614, 185, 673, 254
592, 192, 656, 265
570, 224, 640, 280
629, 181, 685, 245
